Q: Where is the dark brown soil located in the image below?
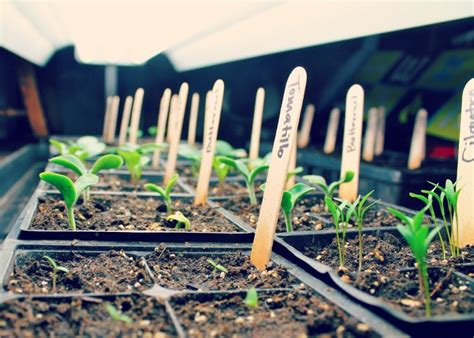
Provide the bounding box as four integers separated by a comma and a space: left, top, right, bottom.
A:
147, 247, 298, 291
171, 288, 378, 338
6, 250, 153, 294
0, 295, 176, 337
303, 232, 474, 317
31, 195, 241, 232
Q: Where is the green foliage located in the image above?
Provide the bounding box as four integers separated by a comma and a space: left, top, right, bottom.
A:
127, 127, 143, 139
244, 287, 258, 308
247, 152, 271, 170
388, 205, 440, 317
219, 157, 269, 205
216, 140, 247, 158
178, 144, 201, 177
207, 258, 228, 274
144, 174, 179, 213
148, 126, 157, 137
44, 255, 69, 291
212, 156, 231, 185
105, 303, 133, 324
117, 149, 149, 184
287, 166, 303, 184
50, 136, 106, 161
303, 171, 354, 201
166, 211, 191, 230
39, 172, 99, 230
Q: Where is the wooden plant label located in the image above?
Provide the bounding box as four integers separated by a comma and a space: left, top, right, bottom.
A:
164, 84, 189, 184
102, 96, 112, 140
455, 78, 474, 247
106, 96, 120, 143
118, 95, 133, 146
251, 67, 307, 270
297, 104, 315, 148
374, 106, 386, 156
128, 88, 144, 145
362, 107, 378, 162
323, 107, 340, 154
249, 87, 265, 161
339, 84, 364, 202
407, 108, 427, 170
152, 89, 171, 169
167, 94, 178, 144
187, 93, 200, 145
286, 141, 297, 189
194, 80, 225, 205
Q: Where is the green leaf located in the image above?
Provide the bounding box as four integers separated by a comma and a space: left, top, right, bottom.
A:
281, 191, 293, 215
137, 143, 165, 154
206, 258, 228, 273
40, 172, 76, 209
44, 255, 58, 269
213, 156, 230, 183
165, 173, 179, 196
49, 154, 87, 176
219, 157, 250, 181
167, 211, 191, 230
74, 174, 99, 200
49, 139, 67, 155
77, 136, 106, 158
244, 287, 258, 308
118, 150, 142, 181
325, 197, 340, 225
56, 266, 70, 274
287, 183, 315, 207
249, 164, 269, 184
91, 154, 123, 174
303, 175, 329, 195
144, 183, 167, 199
387, 207, 412, 226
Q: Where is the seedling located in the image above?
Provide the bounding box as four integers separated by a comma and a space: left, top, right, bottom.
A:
388, 205, 440, 317
43, 255, 69, 291
325, 197, 357, 268
39, 172, 99, 230
219, 157, 269, 205
178, 144, 201, 177
148, 126, 157, 137
213, 156, 231, 186
144, 173, 179, 213
352, 191, 378, 271
244, 287, 258, 308
127, 126, 143, 139
207, 258, 228, 274
216, 140, 247, 158
166, 211, 191, 230
287, 166, 303, 184
105, 303, 133, 324
303, 171, 354, 201
247, 152, 271, 170
50, 136, 106, 161
115, 143, 164, 184
260, 183, 315, 232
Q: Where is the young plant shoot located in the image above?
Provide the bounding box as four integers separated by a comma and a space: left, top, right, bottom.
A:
166, 211, 191, 230
115, 143, 165, 184
39, 172, 99, 230
50, 136, 106, 162
178, 144, 201, 178
213, 156, 231, 187
215, 140, 247, 158
261, 182, 315, 232
244, 287, 259, 308
105, 303, 133, 324
144, 173, 179, 213
303, 171, 354, 201
43, 255, 69, 291
207, 259, 228, 274
219, 157, 269, 205
388, 205, 440, 317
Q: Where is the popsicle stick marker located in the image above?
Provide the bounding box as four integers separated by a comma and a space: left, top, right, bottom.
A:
194, 80, 225, 205
375, 106, 386, 156
129, 88, 144, 145
249, 87, 265, 162
167, 94, 178, 144
152, 89, 171, 169
164, 84, 189, 184
286, 141, 297, 189
102, 96, 112, 140
297, 104, 315, 148
187, 93, 200, 145
407, 108, 427, 170
455, 78, 474, 247
323, 107, 340, 154
362, 107, 378, 162
339, 84, 364, 203
118, 96, 133, 146
251, 67, 307, 270
106, 96, 120, 143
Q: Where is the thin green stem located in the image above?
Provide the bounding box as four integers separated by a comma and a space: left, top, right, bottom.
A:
455, 212, 460, 257
247, 182, 257, 205
419, 263, 431, 317
283, 210, 293, 232
334, 222, 344, 268
357, 220, 363, 272
52, 270, 57, 291
165, 197, 172, 213
67, 207, 76, 231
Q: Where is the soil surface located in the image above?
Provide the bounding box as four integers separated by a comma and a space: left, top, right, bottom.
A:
171, 288, 378, 338
303, 232, 474, 317
31, 195, 241, 232
0, 295, 176, 337
147, 247, 298, 291
6, 250, 153, 294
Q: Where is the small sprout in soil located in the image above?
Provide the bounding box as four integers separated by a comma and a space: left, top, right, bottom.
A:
166, 211, 191, 230
207, 259, 228, 274
216, 140, 247, 158
213, 156, 231, 186
105, 303, 133, 324
50, 136, 106, 161
388, 205, 440, 318
247, 152, 271, 170
261, 183, 315, 232
117, 149, 149, 184
244, 287, 259, 308
303, 171, 354, 202
219, 157, 269, 205
286, 166, 304, 186
325, 197, 357, 268
43, 255, 69, 291
144, 173, 179, 213
39, 172, 99, 230
178, 144, 202, 177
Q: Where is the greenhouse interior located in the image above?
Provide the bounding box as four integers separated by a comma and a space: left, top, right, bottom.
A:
0, 1, 473, 337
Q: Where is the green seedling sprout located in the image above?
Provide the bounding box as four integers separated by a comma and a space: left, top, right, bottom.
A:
166, 211, 191, 230
117, 149, 149, 184
144, 173, 179, 213
216, 140, 247, 158
219, 157, 269, 205
287, 166, 303, 184
178, 144, 202, 177
388, 205, 440, 317
247, 152, 271, 170
244, 287, 258, 308
260, 183, 315, 232
127, 127, 143, 139
303, 171, 354, 201
39, 172, 99, 230
43, 255, 69, 291
207, 259, 228, 274
148, 126, 157, 137
213, 156, 231, 186
325, 197, 357, 268
105, 303, 133, 324
352, 191, 378, 272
